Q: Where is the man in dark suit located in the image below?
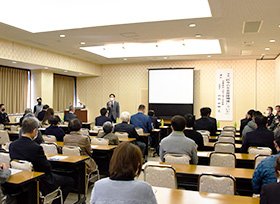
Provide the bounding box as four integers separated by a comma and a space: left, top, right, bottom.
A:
0, 104, 10, 124
240, 109, 254, 138
241, 115, 277, 154
184, 114, 204, 151
9, 117, 74, 203
266, 106, 274, 126
194, 107, 215, 136
148, 110, 160, 129
107, 94, 120, 123
37, 104, 49, 121
206, 107, 217, 136
130, 104, 152, 133
114, 111, 146, 157
95, 107, 111, 126
64, 105, 78, 122
269, 105, 280, 131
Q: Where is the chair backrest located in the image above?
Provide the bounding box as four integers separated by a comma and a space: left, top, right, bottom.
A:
164, 154, 191, 164
218, 136, 235, 144
115, 132, 129, 139
210, 152, 236, 168
214, 142, 235, 153
0, 130, 10, 144
0, 124, 4, 130
42, 135, 57, 142
220, 131, 235, 137
91, 138, 109, 145
254, 155, 268, 169
144, 164, 177, 189
223, 126, 236, 133
80, 128, 89, 135
198, 173, 236, 195
62, 146, 81, 156
135, 128, 144, 134
93, 126, 103, 132
202, 135, 209, 144
10, 160, 33, 171
10, 125, 19, 131
40, 143, 58, 154
197, 130, 210, 136
0, 153, 10, 167
248, 147, 272, 155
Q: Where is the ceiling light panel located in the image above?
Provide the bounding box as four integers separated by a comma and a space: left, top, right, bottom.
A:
0, 0, 212, 33
80, 39, 221, 58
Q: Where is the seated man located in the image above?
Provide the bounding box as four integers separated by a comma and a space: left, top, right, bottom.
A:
44, 116, 65, 142
241, 115, 277, 154
240, 109, 254, 138
252, 129, 280, 194
97, 121, 119, 145
9, 117, 74, 203
130, 104, 152, 133
95, 107, 111, 126
0, 104, 10, 124
206, 107, 217, 135
64, 105, 78, 122
114, 112, 146, 157
159, 115, 198, 164
148, 110, 160, 129
184, 114, 204, 151
269, 105, 280, 131
242, 111, 263, 141
194, 107, 215, 135
37, 104, 49, 121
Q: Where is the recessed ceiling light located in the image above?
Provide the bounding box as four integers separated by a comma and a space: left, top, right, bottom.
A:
0, 0, 212, 33
60, 34, 66, 38
163, 57, 168, 59
123, 58, 127, 60
195, 34, 202, 38
80, 39, 222, 58
189, 23, 196, 28
261, 54, 265, 56
79, 73, 82, 75
12, 61, 17, 64
44, 67, 48, 69
265, 47, 270, 50
80, 42, 86, 45
207, 55, 211, 57
270, 39, 276, 43
64, 70, 68, 72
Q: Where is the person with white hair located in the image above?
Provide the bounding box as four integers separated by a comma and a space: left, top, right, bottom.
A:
114, 112, 146, 157
97, 121, 119, 145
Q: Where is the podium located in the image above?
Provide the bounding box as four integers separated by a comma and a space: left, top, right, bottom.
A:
64, 110, 88, 122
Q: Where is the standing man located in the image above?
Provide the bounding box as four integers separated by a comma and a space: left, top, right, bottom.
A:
266, 106, 274, 126
107, 94, 119, 123
33, 97, 43, 117
0, 104, 10, 124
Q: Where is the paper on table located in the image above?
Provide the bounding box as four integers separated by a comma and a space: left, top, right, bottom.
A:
9, 168, 23, 175
91, 145, 98, 149
48, 155, 68, 161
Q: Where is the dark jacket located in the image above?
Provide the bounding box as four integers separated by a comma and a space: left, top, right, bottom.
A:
183, 129, 204, 151
95, 115, 111, 126
64, 112, 78, 122
0, 112, 10, 124
260, 182, 280, 204
208, 116, 217, 136
150, 116, 160, 129
44, 125, 65, 142
194, 117, 215, 136
240, 126, 277, 154
37, 110, 47, 121
130, 112, 152, 133
114, 122, 139, 140
267, 113, 274, 126
240, 118, 250, 137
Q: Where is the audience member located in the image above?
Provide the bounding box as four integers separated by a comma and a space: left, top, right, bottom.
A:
194, 107, 215, 135
130, 105, 152, 133
97, 121, 119, 145
252, 129, 280, 194
160, 115, 198, 164
37, 104, 49, 121
206, 107, 217, 135
260, 155, 280, 204
95, 107, 111, 126
240, 109, 254, 138
107, 94, 120, 123
64, 119, 97, 173
0, 163, 12, 202
19, 108, 33, 126
114, 112, 146, 157
183, 114, 204, 151
269, 105, 280, 131
242, 111, 262, 140
44, 116, 65, 142
90, 142, 157, 204
241, 115, 276, 153
9, 117, 74, 203
148, 110, 160, 129
266, 106, 274, 126
64, 105, 78, 122
33, 97, 43, 117
41, 108, 54, 127
0, 104, 10, 124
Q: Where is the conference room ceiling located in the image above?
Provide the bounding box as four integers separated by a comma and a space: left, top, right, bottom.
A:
0, 0, 279, 65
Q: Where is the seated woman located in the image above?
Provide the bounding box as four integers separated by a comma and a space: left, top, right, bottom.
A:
260, 155, 280, 204
44, 116, 65, 141
97, 121, 119, 145
64, 119, 97, 173
41, 108, 54, 127
90, 142, 157, 204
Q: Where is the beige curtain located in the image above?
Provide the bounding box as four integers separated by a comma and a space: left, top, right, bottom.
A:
0, 66, 28, 114
53, 74, 75, 111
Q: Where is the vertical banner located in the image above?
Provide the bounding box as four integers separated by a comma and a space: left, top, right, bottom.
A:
216, 69, 233, 121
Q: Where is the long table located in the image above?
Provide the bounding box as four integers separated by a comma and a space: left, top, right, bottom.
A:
154, 187, 259, 204
144, 161, 254, 196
